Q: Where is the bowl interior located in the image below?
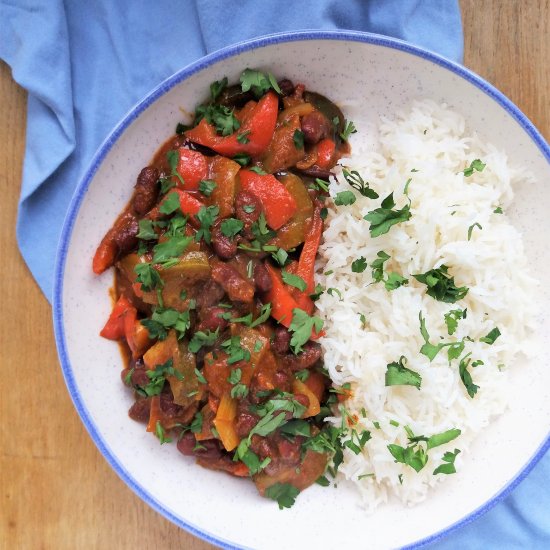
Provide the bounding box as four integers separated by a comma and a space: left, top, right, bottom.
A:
55, 33, 550, 549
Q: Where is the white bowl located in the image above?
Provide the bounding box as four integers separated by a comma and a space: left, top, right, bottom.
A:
53, 31, 550, 549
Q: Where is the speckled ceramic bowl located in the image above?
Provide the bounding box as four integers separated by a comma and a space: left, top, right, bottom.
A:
53, 31, 550, 549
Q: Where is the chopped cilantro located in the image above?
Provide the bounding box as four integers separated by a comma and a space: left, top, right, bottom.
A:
195, 205, 219, 245
264, 483, 300, 509
413, 265, 469, 303
220, 217, 244, 238
463, 159, 486, 177
342, 168, 378, 199
334, 190, 356, 206
351, 256, 368, 273
363, 192, 411, 237
282, 271, 307, 292
288, 309, 324, 354
480, 327, 501, 345
339, 119, 357, 141
198, 179, 217, 197
293, 129, 305, 149
385, 356, 422, 389
433, 448, 461, 475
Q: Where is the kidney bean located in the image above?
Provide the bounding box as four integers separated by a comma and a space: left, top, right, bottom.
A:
271, 326, 291, 354
177, 431, 197, 456
253, 262, 272, 292
273, 369, 292, 393
128, 398, 151, 423
133, 166, 160, 215
196, 280, 225, 309
197, 306, 229, 332
211, 219, 238, 260
236, 411, 260, 439
301, 110, 332, 145
281, 342, 322, 371
235, 191, 262, 225
113, 214, 138, 254
211, 260, 255, 303
193, 439, 223, 459
278, 79, 295, 96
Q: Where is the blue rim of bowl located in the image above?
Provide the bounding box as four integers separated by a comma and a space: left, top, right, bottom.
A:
53, 29, 550, 550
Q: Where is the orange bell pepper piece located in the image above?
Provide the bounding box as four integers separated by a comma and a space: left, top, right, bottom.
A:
296, 204, 323, 295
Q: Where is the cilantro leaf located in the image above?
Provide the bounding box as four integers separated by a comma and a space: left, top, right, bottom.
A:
195, 104, 240, 136
220, 218, 244, 238
264, 483, 300, 510
155, 421, 172, 445
159, 191, 182, 215
134, 262, 163, 292
351, 256, 368, 273
458, 353, 479, 398
340, 119, 357, 141
480, 327, 501, 345
426, 428, 461, 450
188, 329, 219, 353
137, 219, 158, 241
198, 179, 217, 197
240, 68, 281, 97
152, 235, 192, 265
385, 356, 422, 389
444, 308, 466, 335
384, 272, 408, 291
467, 222, 482, 241
288, 309, 324, 355
334, 190, 356, 206
463, 159, 486, 177
371, 250, 390, 282
387, 442, 428, 473
293, 129, 304, 149
281, 270, 307, 292
210, 77, 228, 101
413, 265, 469, 303
363, 192, 411, 237
195, 205, 219, 245
342, 168, 378, 199
433, 448, 461, 475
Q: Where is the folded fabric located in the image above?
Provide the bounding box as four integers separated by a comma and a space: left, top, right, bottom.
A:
2, 0, 548, 548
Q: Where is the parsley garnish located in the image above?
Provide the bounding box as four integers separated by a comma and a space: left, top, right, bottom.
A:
281, 270, 307, 292
288, 309, 324, 354
334, 190, 356, 206
264, 483, 300, 509
198, 179, 217, 197
195, 205, 219, 244
480, 327, 501, 345
351, 256, 368, 273
342, 168, 378, 199
134, 263, 163, 292
152, 235, 192, 265
444, 308, 466, 335
413, 265, 469, 303
137, 219, 158, 241
293, 129, 305, 149
462, 159, 486, 177
339, 119, 357, 141
385, 356, 422, 389
221, 336, 251, 365
233, 153, 251, 166
240, 68, 281, 97
155, 421, 172, 445
188, 329, 219, 353
458, 353, 479, 398
237, 130, 251, 144
364, 192, 411, 237
433, 448, 461, 475
467, 222, 482, 240
210, 77, 228, 101
141, 307, 192, 340
195, 104, 240, 136
220, 218, 244, 238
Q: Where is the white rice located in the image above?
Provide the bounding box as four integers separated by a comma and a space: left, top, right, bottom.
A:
316, 99, 538, 511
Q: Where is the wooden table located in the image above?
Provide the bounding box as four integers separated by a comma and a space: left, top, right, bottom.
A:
1, 2, 548, 548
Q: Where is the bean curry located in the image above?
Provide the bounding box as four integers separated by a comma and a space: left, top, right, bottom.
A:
93, 69, 353, 509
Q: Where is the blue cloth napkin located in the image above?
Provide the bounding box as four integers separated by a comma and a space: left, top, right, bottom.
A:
2, 0, 548, 548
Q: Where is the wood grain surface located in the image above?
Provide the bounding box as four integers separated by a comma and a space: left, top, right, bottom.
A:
1, 2, 548, 548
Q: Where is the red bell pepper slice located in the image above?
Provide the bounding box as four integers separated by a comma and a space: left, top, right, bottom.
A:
100, 295, 133, 339
176, 148, 208, 191
296, 204, 323, 295
315, 138, 336, 169
264, 263, 320, 339
239, 170, 297, 230
185, 92, 279, 157
159, 188, 204, 226
123, 307, 153, 359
